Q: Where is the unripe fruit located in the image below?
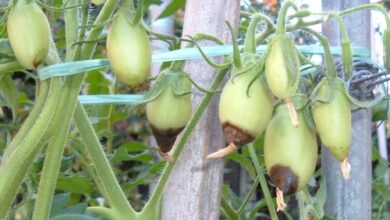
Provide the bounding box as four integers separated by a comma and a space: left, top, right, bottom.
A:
219, 56, 273, 146
146, 71, 192, 153
7, 0, 50, 69
107, 11, 151, 87
265, 34, 300, 99
313, 80, 351, 161
264, 105, 317, 196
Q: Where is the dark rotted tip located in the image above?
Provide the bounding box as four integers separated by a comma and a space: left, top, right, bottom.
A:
149, 124, 184, 153
222, 122, 255, 147
270, 165, 298, 195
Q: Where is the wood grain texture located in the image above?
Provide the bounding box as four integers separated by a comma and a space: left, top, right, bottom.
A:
161, 1, 240, 219
322, 1, 372, 219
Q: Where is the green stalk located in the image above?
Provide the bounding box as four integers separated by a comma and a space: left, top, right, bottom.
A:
244, 14, 261, 53
339, 4, 390, 27
0, 78, 62, 218
1, 0, 119, 217
63, 0, 78, 61
106, 79, 118, 154
221, 196, 239, 220
276, 0, 297, 34
32, 122, 69, 220
74, 102, 136, 216
226, 22, 241, 68
301, 28, 337, 78
244, 13, 275, 52
330, 13, 352, 79
248, 144, 278, 220
143, 67, 230, 212
0, 61, 23, 72
312, 12, 352, 79
1, 80, 49, 163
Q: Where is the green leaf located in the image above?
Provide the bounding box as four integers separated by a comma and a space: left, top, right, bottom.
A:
225, 152, 256, 179
112, 147, 153, 163
0, 73, 19, 119
50, 193, 71, 217
50, 214, 102, 220
56, 175, 94, 194
156, 0, 186, 20
121, 141, 154, 152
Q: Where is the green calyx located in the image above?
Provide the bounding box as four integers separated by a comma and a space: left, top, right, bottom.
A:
264, 104, 318, 194
107, 10, 151, 87
146, 69, 192, 131
7, 0, 51, 69
219, 54, 273, 145
312, 79, 351, 161
265, 33, 301, 99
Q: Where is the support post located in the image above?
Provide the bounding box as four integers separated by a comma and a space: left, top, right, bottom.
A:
322, 1, 372, 219
161, 1, 240, 219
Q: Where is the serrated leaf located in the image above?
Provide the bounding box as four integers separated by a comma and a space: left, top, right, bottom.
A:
156, 0, 186, 20
0, 73, 19, 119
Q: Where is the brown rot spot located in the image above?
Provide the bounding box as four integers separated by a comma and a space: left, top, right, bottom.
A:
222, 122, 255, 146
270, 165, 298, 195
150, 124, 184, 153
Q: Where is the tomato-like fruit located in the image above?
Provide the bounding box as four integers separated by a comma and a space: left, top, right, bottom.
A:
146, 71, 192, 153
265, 34, 300, 99
107, 11, 151, 87
313, 80, 351, 161
264, 105, 317, 195
7, 0, 50, 69
219, 54, 273, 146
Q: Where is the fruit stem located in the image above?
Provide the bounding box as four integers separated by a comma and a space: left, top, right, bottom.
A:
285, 98, 299, 127
276, 0, 298, 34
339, 4, 390, 28
301, 27, 337, 78
244, 14, 262, 53
276, 187, 287, 212
226, 21, 242, 68
206, 142, 238, 159
341, 158, 351, 181
248, 144, 279, 220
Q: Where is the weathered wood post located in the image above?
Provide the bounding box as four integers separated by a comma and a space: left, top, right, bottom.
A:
161, 1, 240, 219
322, 0, 372, 219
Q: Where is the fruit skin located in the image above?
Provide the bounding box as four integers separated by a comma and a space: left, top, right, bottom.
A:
265, 34, 300, 99
219, 54, 273, 146
7, 0, 50, 69
146, 71, 192, 152
313, 80, 351, 161
264, 105, 317, 194
107, 11, 151, 87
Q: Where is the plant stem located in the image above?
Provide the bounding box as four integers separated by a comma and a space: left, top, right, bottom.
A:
339, 4, 390, 27
301, 27, 337, 78
0, 78, 62, 218
248, 144, 279, 220
143, 67, 229, 211
74, 102, 136, 216
221, 196, 239, 220
32, 122, 69, 220
1, 80, 49, 163
0, 61, 23, 73
276, 0, 297, 34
